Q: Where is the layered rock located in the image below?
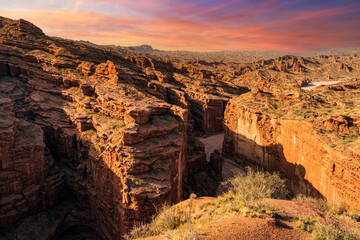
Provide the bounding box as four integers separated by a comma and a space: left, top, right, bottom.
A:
2, 15, 360, 239
0, 111, 66, 229
223, 84, 360, 208
0, 17, 198, 238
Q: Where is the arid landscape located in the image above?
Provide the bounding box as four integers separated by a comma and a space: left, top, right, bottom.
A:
0, 2, 360, 239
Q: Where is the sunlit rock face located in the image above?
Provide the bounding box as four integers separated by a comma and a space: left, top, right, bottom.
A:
1, 15, 360, 239
0, 17, 229, 239
223, 83, 360, 209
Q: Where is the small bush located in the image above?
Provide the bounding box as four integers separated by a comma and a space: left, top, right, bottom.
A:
312, 223, 358, 240
328, 201, 348, 216
295, 195, 360, 221
151, 204, 184, 234
126, 168, 289, 239
124, 224, 151, 240
164, 225, 200, 240
296, 215, 317, 232
225, 167, 288, 204
205, 167, 288, 219
295, 215, 359, 239
295, 195, 329, 212
125, 204, 188, 239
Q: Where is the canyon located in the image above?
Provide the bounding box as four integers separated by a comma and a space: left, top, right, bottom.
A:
0, 16, 359, 239
223, 92, 360, 207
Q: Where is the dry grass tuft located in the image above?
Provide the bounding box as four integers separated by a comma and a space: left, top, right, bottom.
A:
295, 195, 360, 221
125, 167, 288, 239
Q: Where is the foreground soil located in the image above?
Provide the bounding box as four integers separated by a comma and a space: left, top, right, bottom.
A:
141, 197, 360, 240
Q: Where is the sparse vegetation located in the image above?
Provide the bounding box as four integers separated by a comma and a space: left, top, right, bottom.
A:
27, 49, 55, 59
225, 167, 288, 203
83, 129, 103, 153
296, 215, 317, 232
295, 195, 360, 221
62, 68, 85, 79
312, 223, 359, 240
125, 168, 360, 240
295, 215, 359, 240
125, 168, 288, 239
205, 167, 288, 219
294, 197, 360, 239
163, 226, 200, 240
124, 204, 189, 239
151, 114, 176, 127
0, 24, 17, 39
127, 176, 146, 187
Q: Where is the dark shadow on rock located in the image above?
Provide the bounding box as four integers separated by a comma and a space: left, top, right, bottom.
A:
222, 125, 325, 199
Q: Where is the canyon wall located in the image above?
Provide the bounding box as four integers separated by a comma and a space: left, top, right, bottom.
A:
0, 18, 224, 238
7, 16, 360, 238
0, 111, 66, 230
0, 46, 190, 239
223, 102, 360, 208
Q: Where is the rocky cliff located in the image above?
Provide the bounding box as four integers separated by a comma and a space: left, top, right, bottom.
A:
223, 80, 360, 209
0, 16, 229, 239
0, 46, 188, 238
1, 15, 360, 239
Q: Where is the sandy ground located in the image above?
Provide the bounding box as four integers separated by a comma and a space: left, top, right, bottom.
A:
142, 196, 360, 240
201, 214, 311, 240
199, 133, 224, 162
301, 81, 341, 90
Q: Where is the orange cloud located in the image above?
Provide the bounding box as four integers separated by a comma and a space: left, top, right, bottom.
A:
0, 0, 359, 52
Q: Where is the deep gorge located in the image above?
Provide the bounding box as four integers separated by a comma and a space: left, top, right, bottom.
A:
1, 16, 360, 240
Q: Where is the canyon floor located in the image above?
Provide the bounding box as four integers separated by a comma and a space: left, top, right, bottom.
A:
0, 16, 359, 240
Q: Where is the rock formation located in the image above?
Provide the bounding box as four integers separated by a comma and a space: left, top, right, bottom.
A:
223, 80, 360, 209
0, 17, 229, 238
0, 16, 360, 239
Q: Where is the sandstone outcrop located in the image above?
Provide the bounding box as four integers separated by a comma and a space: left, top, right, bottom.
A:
95, 60, 118, 77
1, 15, 360, 239
223, 80, 360, 209
0, 16, 226, 239
0, 111, 66, 229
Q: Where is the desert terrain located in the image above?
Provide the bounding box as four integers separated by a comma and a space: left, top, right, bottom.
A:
0, 17, 359, 240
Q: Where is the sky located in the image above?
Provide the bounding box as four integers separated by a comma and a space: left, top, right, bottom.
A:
0, 0, 359, 52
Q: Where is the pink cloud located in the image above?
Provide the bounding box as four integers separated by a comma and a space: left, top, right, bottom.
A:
0, 0, 359, 52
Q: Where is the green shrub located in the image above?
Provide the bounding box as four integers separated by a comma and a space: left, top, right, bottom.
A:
295, 195, 360, 221
312, 223, 358, 240
225, 167, 288, 204
295, 195, 329, 212
125, 204, 188, 239
151, 204, 184, 233
126, 168, 288, 239
206, 167, 288, 219
296, 215, 317, 232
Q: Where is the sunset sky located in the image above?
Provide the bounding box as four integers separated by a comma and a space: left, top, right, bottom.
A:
0, 0, 359, 52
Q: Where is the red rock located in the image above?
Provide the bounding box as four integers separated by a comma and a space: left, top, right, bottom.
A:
223, 101, 360, 209
3, 15, 359, 239
16, 19, 44, 37
51, 58, 77, 68
125, 107, 150, 126
340, 63, 350, 72
80, 84, 95, 96
0, 98, 15, 115
323, 115, 359, 135
78, 61, 95, 76
95, 60, 118, 77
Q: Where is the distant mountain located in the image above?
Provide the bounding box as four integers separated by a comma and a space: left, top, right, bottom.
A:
125, 44, 155, 53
